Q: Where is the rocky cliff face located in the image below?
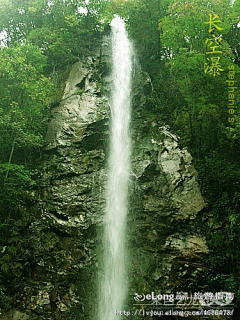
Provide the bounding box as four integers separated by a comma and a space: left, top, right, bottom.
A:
128, 121, 208, 304
1, 40, 208, 319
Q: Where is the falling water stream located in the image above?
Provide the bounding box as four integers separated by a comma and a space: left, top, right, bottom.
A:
98, 16, 132, 320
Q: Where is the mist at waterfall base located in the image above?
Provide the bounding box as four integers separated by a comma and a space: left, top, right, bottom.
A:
98, 16, 132, 320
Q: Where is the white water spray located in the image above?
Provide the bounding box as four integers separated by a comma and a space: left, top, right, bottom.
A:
98, 16, 132, 320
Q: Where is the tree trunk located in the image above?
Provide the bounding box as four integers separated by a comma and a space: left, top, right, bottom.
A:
4, 139, 16, 181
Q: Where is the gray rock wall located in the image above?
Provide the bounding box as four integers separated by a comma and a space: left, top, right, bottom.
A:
2, 39, 209, 319
128, 122, 208, 307
36, 56, 109, 319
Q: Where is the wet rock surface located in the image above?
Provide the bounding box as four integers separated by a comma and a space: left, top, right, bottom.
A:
127, 114, 207, 308
1, 41, 209, 319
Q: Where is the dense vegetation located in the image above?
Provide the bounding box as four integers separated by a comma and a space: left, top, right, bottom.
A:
0, 0, 239, 315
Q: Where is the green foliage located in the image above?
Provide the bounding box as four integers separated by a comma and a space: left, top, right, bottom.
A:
0, 0, 112, 70
0, 44, 53, 188
160, 0, 232, 53
0, 164, 35, 196
0, 44, 52, 301
0, 287, 11, 311
0, 44, 52, 129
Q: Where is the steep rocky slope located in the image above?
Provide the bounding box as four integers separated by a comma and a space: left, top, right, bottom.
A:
1, 40, 208, 320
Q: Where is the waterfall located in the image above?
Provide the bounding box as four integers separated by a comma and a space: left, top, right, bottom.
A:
98, 16, 132, 320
